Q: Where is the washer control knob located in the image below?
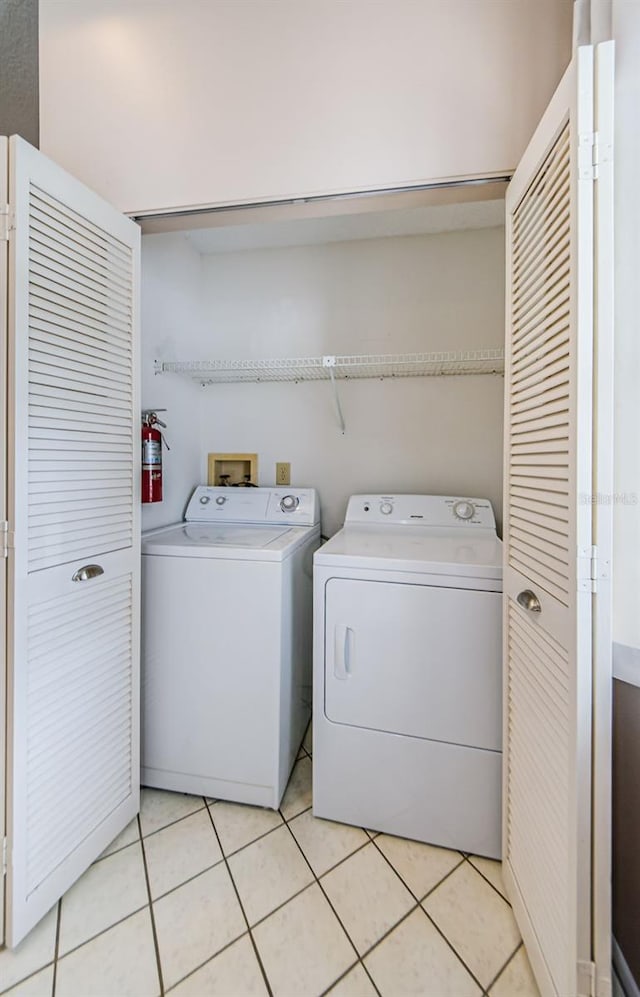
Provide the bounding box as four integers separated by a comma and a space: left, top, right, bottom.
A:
215, 495, 227, 506
280, 494, 299, 512
199, 495, 210, 505
380, 501, 394, 515
453, 500, 475, 521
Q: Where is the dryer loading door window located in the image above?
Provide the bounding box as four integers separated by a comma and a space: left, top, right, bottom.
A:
324, 578, 501, 752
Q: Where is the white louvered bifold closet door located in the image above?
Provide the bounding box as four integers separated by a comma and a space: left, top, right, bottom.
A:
503, 46, 600, 997
5, 137, 140, 947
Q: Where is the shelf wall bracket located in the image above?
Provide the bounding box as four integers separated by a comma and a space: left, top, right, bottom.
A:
323, 356, 346, 434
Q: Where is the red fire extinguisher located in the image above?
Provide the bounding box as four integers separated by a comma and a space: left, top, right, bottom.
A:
142, 411, 167, 503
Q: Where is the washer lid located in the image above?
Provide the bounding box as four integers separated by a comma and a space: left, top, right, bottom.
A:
315, 526, 503, 579
142, 522, 315, 560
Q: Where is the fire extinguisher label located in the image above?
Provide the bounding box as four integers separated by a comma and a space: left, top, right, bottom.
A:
142, 439, 162, 467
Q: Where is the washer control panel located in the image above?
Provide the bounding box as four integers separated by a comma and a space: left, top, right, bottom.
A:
346, 495, 496, 530
185, 486, 319, 526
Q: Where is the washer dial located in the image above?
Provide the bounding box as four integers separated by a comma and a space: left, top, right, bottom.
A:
199, 495, 210, 505
280, 494, 300, 512
453, 500, 475, 521
380, 501, 394, 515
215, 495, 227, 506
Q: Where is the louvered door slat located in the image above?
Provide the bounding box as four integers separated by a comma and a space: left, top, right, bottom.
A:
512, 154, 570, 243
30, 337, 131, 376
513, 209, 570, 285
6, 137, 140, 946
507, 604, 571, 988
29, 425, 132, 443
24, 573, 134, 895
29, 627, 133, 684
31, 249, 132, 305
29, 361, 131, 396
512, 353, 569, 390
31, 315, 132, 363
511, 365, 570, 401
512, 329, 570, 376
29, 278, 132, 331
30, 511, 133, 538
513, 193, 570, 275
30, 265, 133, 322
30, 235, 132, 293
30, 389, 132, 419
510, 517, 569, 554
28, 194, 135, 573
30, 300, 133, 347
512, 318, 570, 365
30, 208, 132, 273
30, 499, 132, 522
512, 286, 570, 346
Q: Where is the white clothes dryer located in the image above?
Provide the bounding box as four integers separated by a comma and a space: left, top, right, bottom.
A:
142, 486, 320, 808
313, 494, 503, 858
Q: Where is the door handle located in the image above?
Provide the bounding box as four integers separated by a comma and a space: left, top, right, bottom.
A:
334, 624, 354, 680
72, 564, 105, 582
517, 589, 541, 613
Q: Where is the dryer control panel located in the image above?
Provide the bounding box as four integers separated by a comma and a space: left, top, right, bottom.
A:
185, 486, 319, 526
345, 495, 496, 530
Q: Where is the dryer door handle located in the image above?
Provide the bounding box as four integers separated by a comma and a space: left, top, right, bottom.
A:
334, 624, 354, 680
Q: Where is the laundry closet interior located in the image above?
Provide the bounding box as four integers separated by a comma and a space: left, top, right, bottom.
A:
138, 182, 507, 538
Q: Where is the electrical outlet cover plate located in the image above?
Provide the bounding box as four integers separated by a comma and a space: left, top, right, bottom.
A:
276, 462, 290, 486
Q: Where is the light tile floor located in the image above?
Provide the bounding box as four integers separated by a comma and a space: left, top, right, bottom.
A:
1, 727, 541, 997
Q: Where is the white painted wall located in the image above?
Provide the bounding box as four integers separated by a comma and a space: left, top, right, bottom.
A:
38, 0, 572, 214
140, 234, 204, 531
142, 226, 505, 538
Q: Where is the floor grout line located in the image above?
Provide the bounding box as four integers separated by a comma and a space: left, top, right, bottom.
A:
204, 800, 274, 997
137, 814, 166, 997
52, 902, 150, 964
162, 931, 253, 995
420, 903, 488, 993
136, 797, 208, 843
346, 838, 486, 993
208, 811, 285, 861
366, 834, 518, 993
463, 854, 512, 906
281, 817, 382, 997
368, 831, 465, 905
0, 960, 55, 997
276, 759, 461, 996
481, 938, 524, 994
148, 856, 227, 904
50, 900, 61, 997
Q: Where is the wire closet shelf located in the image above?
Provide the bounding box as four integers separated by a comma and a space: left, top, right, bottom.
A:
154, 348, 505, 385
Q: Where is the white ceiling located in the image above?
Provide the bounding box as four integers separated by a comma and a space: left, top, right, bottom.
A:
184, 198, 505, 255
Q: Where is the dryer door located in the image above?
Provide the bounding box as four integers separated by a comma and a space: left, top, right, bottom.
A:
324, 578, 501, 751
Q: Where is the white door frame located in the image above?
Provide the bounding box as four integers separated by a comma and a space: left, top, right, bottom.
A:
0, 135, 9, 948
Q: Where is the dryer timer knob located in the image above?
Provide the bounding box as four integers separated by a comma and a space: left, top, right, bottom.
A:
215, 495, 227, 506
380, 501, 393, 515
280, 494, 299, 512
453, 500, 475, 521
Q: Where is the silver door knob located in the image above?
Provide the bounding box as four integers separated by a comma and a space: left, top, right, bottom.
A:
72, 564, 104, 582
517, 589, 541, 613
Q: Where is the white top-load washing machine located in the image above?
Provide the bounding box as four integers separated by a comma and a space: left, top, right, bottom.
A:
313, 494, 503, 858
142, 486, 320, 808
